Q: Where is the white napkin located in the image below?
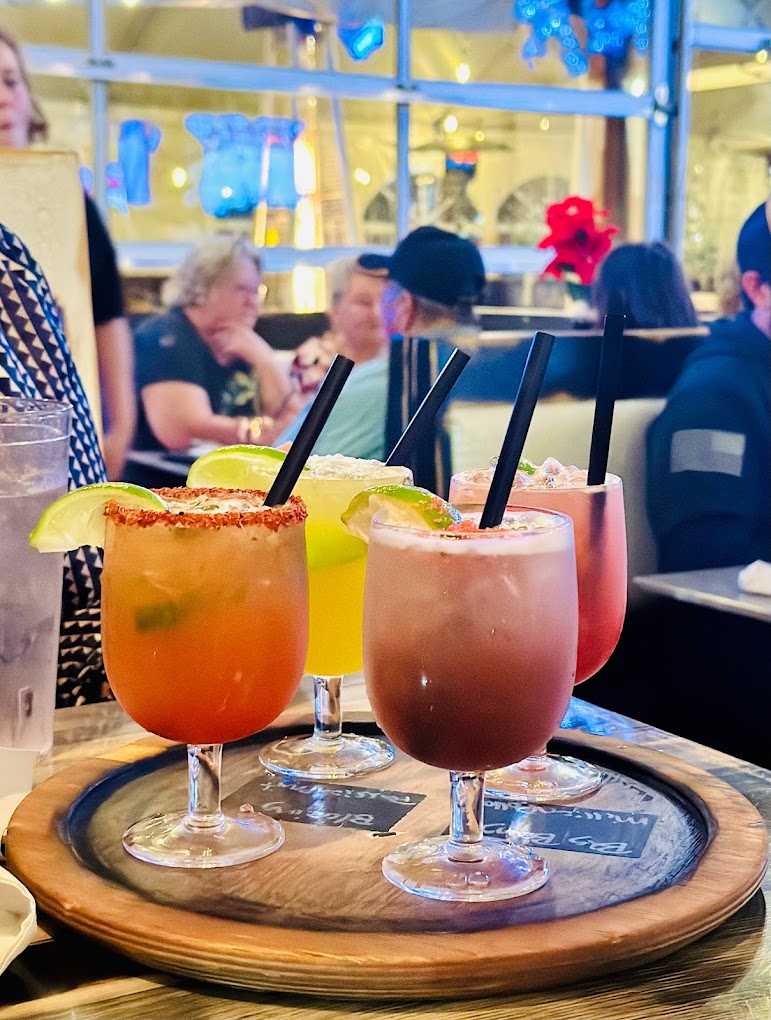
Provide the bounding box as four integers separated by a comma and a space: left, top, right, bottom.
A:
0, 869, 36, 974
738, 561, 771, 596
0, 747, 38, 973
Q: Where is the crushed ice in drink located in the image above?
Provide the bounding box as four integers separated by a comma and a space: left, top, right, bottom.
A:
462, 458, 589, 491
162, 491, 269, 514
305, 454, 405, 481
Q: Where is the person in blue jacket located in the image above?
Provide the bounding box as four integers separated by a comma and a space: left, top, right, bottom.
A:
646, 200, 771, 573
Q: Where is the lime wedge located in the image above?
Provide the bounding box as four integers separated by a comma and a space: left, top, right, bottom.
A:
30, 482, 168, 552
342, 484, 461, 543
186, 445, 296, 488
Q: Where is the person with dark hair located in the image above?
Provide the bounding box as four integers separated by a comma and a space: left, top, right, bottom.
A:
646, 201, 771, 572
276, 226, 485, 461
0, 29, 136, 479
591, 241, 699, 329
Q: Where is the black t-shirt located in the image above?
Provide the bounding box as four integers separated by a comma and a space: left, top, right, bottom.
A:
84, 194, 124, 327
133, 306, 258, 450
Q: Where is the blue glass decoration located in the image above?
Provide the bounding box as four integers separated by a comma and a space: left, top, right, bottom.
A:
338, 18, 385, 61
105, 161, 128, 215
185, 113, 304, 219
512, 0, 649, 75
582, 0, 650, 57
118, 119, 161, 206
265, 119, 304, 209
78, 166, 94, 196
513, 0, 589, 76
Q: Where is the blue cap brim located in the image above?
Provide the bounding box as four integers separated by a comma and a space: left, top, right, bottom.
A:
357, 253, 392, 274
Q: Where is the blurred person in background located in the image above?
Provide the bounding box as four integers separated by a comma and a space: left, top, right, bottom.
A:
133, 236, 293, 451
364, 225, 484, 347
591, 241, 699, 329
715, 260, 743, 320
277, 226, 485, 460
641, 201, 771, 769
646, 200, 771, 572
540, 240, 706, 402
0, 28, 136, 479
289, 254, 389, 402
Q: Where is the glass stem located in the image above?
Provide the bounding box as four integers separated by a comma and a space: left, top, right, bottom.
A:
517, 750, 550, 772
186, 744, 225, 831
312, 676, 343, 744
447, 771, 486, 863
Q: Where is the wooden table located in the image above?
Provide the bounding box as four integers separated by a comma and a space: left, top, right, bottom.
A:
1, 681, 770, 1020
635, 566, 771, 623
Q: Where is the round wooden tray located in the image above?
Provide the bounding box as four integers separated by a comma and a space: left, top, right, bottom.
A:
6, 718, 768, 1000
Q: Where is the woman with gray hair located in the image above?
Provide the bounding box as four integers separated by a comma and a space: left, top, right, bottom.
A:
133, 236, 295, 451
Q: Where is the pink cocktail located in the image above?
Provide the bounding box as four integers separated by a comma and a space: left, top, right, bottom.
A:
449, 460, 627, 801
363, 509, 578, 901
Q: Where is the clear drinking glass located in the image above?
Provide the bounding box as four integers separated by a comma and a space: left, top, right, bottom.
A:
256, 456, 411, 780
363, 510, 579, 901
101, 488, 309, 868
1, 398, 70, 754
450, 467, 627, 802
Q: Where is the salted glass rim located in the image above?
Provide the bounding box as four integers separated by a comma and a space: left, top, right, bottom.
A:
104, 487, 307, 530
371, 507, 574, 540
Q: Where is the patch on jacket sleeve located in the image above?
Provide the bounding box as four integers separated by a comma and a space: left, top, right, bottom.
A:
670, 429, 746, 477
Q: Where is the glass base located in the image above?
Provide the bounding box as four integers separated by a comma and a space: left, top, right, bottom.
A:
382, 836, 549, 902
486, 754, 605, 804
259, 732, 394, 780
122, 810, 285, 869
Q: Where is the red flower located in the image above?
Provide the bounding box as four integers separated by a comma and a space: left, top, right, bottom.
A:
539, 196, 620, 286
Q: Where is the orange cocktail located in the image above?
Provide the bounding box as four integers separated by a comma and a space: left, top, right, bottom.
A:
101, 487, 309, 868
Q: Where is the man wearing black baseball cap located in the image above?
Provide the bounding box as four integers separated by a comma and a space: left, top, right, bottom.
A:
276, 226, 485, 461
359, 225, 486, 342
647, 198, 770, 573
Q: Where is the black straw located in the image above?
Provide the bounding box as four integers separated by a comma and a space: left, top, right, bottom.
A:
264, 355, 355, 506
385, 348, 470, 466
587, 312, 625, 486
479, 331, 556, 530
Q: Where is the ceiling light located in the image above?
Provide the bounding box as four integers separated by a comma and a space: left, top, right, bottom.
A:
455, 63, 471, 84
443, 114, 459, 134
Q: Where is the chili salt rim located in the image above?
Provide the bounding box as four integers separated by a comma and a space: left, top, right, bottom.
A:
104, 488, 307, 531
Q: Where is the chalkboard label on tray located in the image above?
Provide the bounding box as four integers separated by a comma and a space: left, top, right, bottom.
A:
486, 800, 658, 858
224, 773, 425, 833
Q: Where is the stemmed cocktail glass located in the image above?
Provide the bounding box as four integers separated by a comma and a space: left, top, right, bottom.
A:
363, 509, 578, 901
249, 456, 412, 780
450, 463, 627, 802
100, 488, 309, 868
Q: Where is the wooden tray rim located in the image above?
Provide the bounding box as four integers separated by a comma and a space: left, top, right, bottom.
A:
6, 726, 768, 999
